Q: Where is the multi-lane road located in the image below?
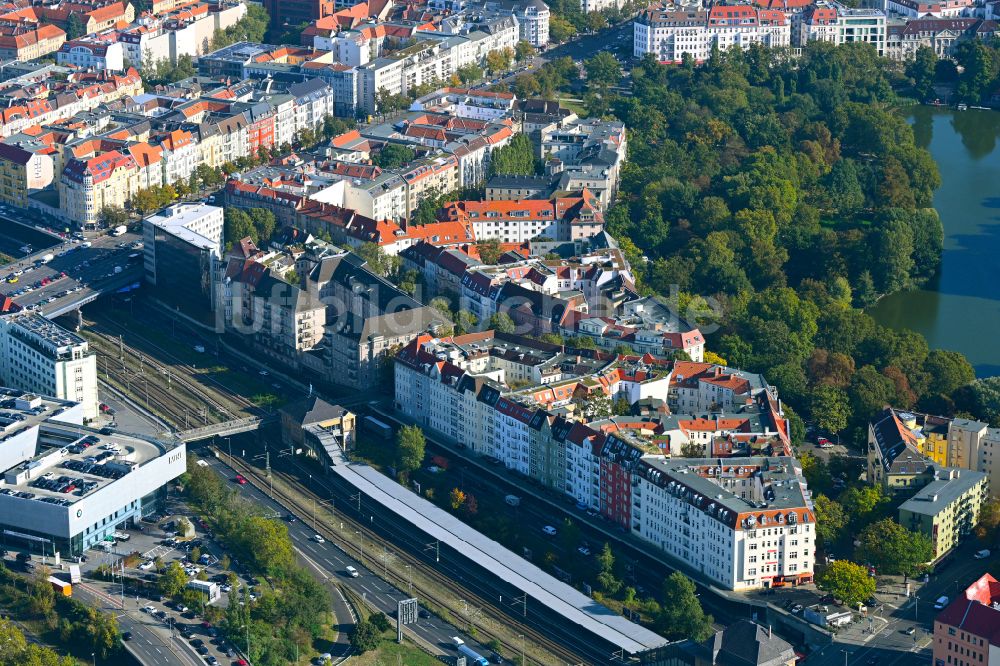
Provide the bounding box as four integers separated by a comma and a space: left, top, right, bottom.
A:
0, 222, 144, 316
199, 454, 498, 665
74, 581, 205, 666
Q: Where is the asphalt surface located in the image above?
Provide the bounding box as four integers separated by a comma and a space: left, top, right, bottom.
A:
200, 454, 496, 665
0, 223, 144, 315
75, 581, 205, 666
366, 405, 1000, 665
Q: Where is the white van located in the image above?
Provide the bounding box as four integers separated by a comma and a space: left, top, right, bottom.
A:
345, 566, 359, 578
934, 596, 950, 610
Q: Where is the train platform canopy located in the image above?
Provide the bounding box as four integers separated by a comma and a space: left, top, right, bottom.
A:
329, 454, 669, 655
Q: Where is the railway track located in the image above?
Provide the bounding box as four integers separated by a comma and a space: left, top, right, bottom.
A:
220, 452, 593, 666
91, 309, 259, 413
84, 331, 233, 429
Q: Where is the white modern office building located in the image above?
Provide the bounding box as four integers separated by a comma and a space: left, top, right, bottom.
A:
0, 389, 186, 556
0, 313, 98, 420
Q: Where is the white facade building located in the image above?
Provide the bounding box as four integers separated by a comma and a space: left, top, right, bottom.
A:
799, 1, 887, 55
57, 40, 126, 71
633, 5, 790, 62
0, 314, 98, 420
634, 458, 816, 590
0, 391, 186, 556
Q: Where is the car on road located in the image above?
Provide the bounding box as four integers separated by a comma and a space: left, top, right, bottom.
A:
576, 545, 591, 556
902, 627, 916, 635
344, 565, 359, 577
285, 514, 297, 523
934, 596, 950, 610
142, 605, 155, 614
542, 525, 557, 536
418, 609, 431, 619
974, 549, 991, 559
234, 475, 247, 485
311, 534, 325, 544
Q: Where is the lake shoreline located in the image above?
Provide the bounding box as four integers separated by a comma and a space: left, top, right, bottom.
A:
868, 105, 1000, 377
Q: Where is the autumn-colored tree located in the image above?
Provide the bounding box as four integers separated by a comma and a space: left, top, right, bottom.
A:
450, 488, 467, 510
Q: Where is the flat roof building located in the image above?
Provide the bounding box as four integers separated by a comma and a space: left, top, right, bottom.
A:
898, 467, 989, 560
143, 202, 224, 313
0, 388, 186, 556
0, 313, 98, 420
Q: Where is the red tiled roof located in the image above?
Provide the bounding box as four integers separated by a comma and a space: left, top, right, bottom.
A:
936, 574, 1000, 645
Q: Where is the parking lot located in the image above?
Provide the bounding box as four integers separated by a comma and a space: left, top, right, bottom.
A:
78, 503, 253, 666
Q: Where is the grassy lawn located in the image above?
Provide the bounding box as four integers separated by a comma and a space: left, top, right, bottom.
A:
352, 640, 442, 666
557, 96, 589, 116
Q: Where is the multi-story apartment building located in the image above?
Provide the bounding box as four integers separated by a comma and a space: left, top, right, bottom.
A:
634, 5, 791, 63
870, 408, 1000, 498
157, 129, 200, 187
564, 295, 706, 362
59, 149, 142, 226
0, 143, 55, 208
898, 467, 989, 559
933, 573, 1000, 666
0, 23, 66, 61
57, 38, 126, 71
356, 18, 519, 113
0, 313, 99, 420
395, 332, 804, 590
798, 1, 887, 56
486, 0, 550, 46
0, 68, 142, 138
885, 18, 998, 61
117, 1, 247, 68
884, 0, 972, 19
302, 252, 441, 389
634, 456, 815, 590
221, 250, 326, 366
411, 88, 518, 121
439, 191, 605, 243
539, 118, 628, 203
340, 155, 461, 222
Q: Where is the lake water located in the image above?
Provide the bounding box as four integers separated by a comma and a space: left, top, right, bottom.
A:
868, 106, 1000, 377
